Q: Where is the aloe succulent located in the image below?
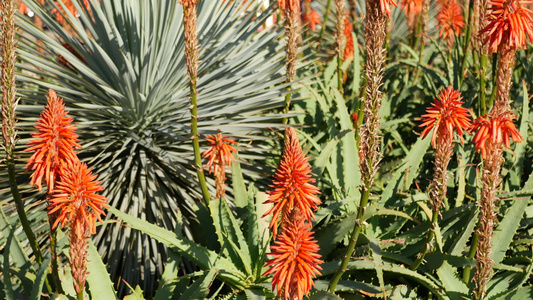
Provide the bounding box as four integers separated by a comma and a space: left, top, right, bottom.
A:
4, 0, 293, 294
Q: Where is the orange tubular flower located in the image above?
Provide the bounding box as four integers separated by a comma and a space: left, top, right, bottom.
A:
437, 0, 465, 46
25, 89, 81, 191
278, 0, 300, 12
400, 0, 424, 17
480, 0, 533, 53
380, 0, 399, 17
344, 13, 355, 59
262, 128, 321, 238
48, 158, 109, 235
202, 132, 237, 199
263, 217, 323, 300
470, 112, 523, 158
302, 8, 321, 32
419, 86, 471, 149
49, 158, 108, 294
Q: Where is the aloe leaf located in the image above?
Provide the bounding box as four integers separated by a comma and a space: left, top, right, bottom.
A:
320, 261, 447, 299
436, 262, 468, 300
508, 82, 529, 188
231, 153, 248, 213
123, 285, 146, 300
86, 240, 118, 299
314, 280, 384, 296
486, 264, 533, 300
308, 290, 343, 300
315, 211, 357, 257
154, 249, 180, 300
379, 136, 431, 207
0, 210, 34, 294
491, 198, 529, 264
29, 253, 51, 300
178, 268, 218, 300
331, 88, 360, 198
3, 228, 16, 300
108, 207, 246, 289
368, 236, 386, 297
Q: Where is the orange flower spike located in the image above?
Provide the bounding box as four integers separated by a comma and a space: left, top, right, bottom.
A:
400, 0, 424, 16
278, 0, 300, 12
469, 113, 523, 158
480, 0, 533, 53
262, 128, 321, 238
302, 8, 321, 32
437, 0, 465, 45
49, 158, 109, 235
263, 218, 323, 300
419, 86, 471, 149
344, 13, 355, 59
202, 132, 237, 173
380, 0, 399, 17
25, 89, 82, 191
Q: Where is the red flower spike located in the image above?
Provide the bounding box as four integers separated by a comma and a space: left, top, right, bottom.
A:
437, 0, 465, 45
25, 89, 82, 191
380, 0, 399, 17
419, 86, 471, 149
344, 14, 355, 59
263, 218, 323, 300
400, 0, 425, 17
49, 158, 109, 236
480, 0, 533, 53
278, 0, 300, 12
262, 128, 321, 238
470, 112, 523, 158
302, 8, 321, 32
202, 132, 237, 199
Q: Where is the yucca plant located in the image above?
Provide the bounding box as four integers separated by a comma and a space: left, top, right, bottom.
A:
3, 0, 298, 295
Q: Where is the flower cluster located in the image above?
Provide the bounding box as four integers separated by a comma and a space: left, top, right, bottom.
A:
202, 132, 237, 199
480, 0, 533, 53
26, 89, 108, 295
344, 13, 355, 59
25, 90, 81, 191
380, 0, 398, 17
436, 0, 465, 46
420, 86, 471, 149
302, 7, 321, 32
278, 0, 300, 12
263, 128, 322, 299
470, 112, 523, 158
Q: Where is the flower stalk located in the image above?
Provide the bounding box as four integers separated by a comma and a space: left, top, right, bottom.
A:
1, 0, 44, 264
329, 0, 394, 291
202, 132, 237, 199
180, 0, 211, 204
335, 0, 346, 91
262, 128, 322, 299
411, 86, 471, 270
278, 0, 301, 123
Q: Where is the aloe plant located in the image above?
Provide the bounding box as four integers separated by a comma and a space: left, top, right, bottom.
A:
3, 0, 294, 295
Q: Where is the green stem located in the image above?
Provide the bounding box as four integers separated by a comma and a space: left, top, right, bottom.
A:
283, 90, 292, 124
190, 83, 211, 205
337, 55, 344, 92
76, 290, 83, 300
411, 209, 439, 270
479, 53, 488, 115
328, 187, 371, 292
319, 0, 333, 43
463, 232, 479, 283
49, 226, 64, 293
7, 160, 43, 264
459, 0, 474, 88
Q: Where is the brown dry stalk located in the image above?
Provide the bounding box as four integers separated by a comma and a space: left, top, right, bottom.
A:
1, 0, 19, 159
492, 46, 517, 115
284, 9, 300, 84
335, 0, 347, 61
430, 139, 453, 214
182, 0, 200, 87
69, 227, 89, 294
359, 0, 386, 191
473, 141, 503, 300
474, 0, 489, 52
